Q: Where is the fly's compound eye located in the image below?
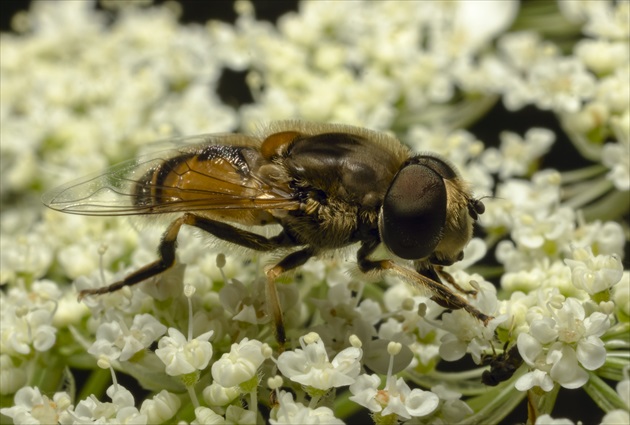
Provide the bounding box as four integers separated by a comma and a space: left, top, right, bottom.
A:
380, 163, 446, 260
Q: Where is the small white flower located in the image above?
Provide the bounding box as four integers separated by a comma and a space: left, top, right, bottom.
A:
349, 374, 439, 420
277, 332, 362, 391
88, 313, 167, 363
564, 247, 624, 294
139, 390, 181, 424
156, 327, 214, 376
528, 57, 596, 114
601, 410, 630, 425
483, 171, 563, 235
431, 384, 474, 423
438, 278, 501, 363
0, 232, 53, 283
1, 386, 71, 425
575, 39, 630, 75
219, 278, 270, 326
270, 391, 345, 425
202, 382, 241, 407
193, 406, 226, 425
211, 338, 269, 388
498, 31, 559, 72
511, 207, 575, 252
515, 298, 610, 390
61, 384, 146, 424
0, 289, 58, 356
348, 374, 383, 412
570, 0, 630, 40
448, 0, 519, 55
483, 128, 555, 179
225, 405, 257, 425
602, 140, 630, 191
0, 355, 27, 395
574, 220, 625, 258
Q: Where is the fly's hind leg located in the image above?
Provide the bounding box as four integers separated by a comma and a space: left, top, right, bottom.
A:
78, 214, 188, 299
78, 212, 309, 347
79, 213, 294, 299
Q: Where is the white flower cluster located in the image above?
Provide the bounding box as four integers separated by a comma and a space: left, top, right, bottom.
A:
1, 1, 628, 425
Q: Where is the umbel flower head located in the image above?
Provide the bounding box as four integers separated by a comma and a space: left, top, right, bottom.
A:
1, 1, 628, 425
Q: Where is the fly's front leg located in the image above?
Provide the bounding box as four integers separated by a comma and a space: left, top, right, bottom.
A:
78, 213, 295, 300
434, 265, 478, 297
356, 241, 492, 325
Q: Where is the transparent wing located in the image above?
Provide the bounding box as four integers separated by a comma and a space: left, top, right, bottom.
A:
42, 133, 299, 216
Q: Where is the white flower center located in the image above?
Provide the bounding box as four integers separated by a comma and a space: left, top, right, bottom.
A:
558, 319, 585, 344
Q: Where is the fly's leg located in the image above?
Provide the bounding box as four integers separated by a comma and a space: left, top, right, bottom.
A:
434, 265, 478, 297
357, 240, 492, 325
79, 213, 294, 298
78, 213, 305, 346
265, 248, 315, 347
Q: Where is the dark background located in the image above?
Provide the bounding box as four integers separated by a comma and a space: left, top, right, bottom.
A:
0, 1, 610, 424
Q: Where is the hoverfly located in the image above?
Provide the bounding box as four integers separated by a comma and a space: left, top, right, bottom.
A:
43, 121, 490, 344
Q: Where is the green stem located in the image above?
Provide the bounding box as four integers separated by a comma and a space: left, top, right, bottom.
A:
580, 189, 630, 222
526, 384, 560, 425
187, 384, 200, 408
560, 165, 607, 184
583, 372, 627, 412
76, 367, 111, 402
562, 176, 613, 209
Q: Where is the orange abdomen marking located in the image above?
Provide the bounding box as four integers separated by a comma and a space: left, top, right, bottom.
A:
261, 131, 301, 160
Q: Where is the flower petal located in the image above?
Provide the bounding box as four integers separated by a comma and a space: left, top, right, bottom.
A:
405, 389, 439, 417
549, 345, 588, 389
576, 336, 606, 370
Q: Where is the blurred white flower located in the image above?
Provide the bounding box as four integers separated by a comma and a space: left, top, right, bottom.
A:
602, 140, 630, 191
0, 232, 53, 283
481, 128, 555, 179
431, 384, 474, 423
575, 39, 630, 75
0, 355, 27, 396
529, 57, 596, 114
0, 386, 71, 425
0, 286, 58, 356
601, 410, 630, 425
